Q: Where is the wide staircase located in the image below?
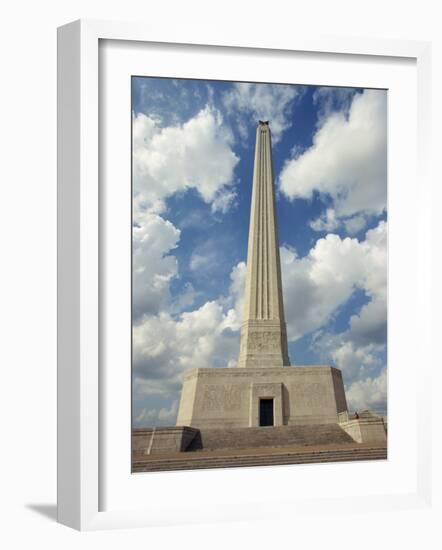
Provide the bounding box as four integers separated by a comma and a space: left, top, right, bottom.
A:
186, 424, 355, 452
133, 445, 387, 472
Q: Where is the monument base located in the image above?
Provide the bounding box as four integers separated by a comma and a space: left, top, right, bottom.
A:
176, 365, 348, 429
132, 426, 199, 456
339, 412, 387, 444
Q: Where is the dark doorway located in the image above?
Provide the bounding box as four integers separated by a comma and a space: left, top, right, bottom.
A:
259, 398, 274, 427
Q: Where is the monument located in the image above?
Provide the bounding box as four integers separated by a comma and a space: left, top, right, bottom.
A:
132, 121, 387, 464
177, 121, 348, 429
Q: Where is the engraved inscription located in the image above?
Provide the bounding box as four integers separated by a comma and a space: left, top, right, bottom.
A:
200, 384, 242, 412
248, 331, 280, 352
253, 383, 279, 396
293, 383, 329, 409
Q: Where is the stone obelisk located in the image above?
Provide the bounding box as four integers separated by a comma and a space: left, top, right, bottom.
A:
176, 120, 354, 432
237, 121, 290, 368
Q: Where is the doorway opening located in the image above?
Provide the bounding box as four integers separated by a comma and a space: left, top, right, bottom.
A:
259, 398, 274, 427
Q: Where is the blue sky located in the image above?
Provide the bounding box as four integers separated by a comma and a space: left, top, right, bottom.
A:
132, 77, 388, 427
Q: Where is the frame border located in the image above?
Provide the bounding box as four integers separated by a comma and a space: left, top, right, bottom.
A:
57, 19, 432, 531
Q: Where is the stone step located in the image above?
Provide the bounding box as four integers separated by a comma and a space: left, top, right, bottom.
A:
133, 446, 387, 472
187, 424, 355, 452
134, 452, 386, 471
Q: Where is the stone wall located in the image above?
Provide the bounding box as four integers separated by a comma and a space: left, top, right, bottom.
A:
176, 366, 348, 429
339, 416, 387, 444
132, 426, 199, 457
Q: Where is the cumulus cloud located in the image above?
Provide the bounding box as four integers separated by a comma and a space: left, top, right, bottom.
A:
133, 300, 240, 397
170, 282, 197, 314
280, 89, 387, 230
132, 219, 387, 422
309, 208, 339, 232
345, 369, 387, 413
132, 107, 241, 320
343, 215, 368, 235
295, 221, 388, 411
132, 221, 387, 421
309, 264, 387, 412
281, 220, 387, 341
133, 400, 179, 427
313, 328, 385, 381
158, 400, 179, 421
133, 106, 239, 220
132, 212, 180, 321
223, 83, 302, 143
348, 297, 387, 347
131, 81, 389, 423
228, 261, 246, 326
132, 258, 247, 411
310, 209, 369, 236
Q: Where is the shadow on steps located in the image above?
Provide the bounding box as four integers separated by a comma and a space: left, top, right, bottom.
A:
186, 424, 355, 452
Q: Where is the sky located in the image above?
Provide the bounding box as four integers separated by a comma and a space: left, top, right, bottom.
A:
131, 77, 388, 427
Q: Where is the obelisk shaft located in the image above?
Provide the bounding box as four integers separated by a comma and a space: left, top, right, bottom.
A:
237, 121, 290, 368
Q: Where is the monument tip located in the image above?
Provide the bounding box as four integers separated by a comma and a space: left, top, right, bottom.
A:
258, 120, 269, 126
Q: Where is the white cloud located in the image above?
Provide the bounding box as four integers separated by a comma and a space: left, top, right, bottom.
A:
158, 400, 179, 421
132, 257, 247, 403
333, 341, 381, 379
132, 107, 240, 320
309, 208, 339, 232
188, 237, 223, 276
280, 89, 387, 228
133, 313, 180, 394
133, 299, 240, 397
343, 214, 368, 235
223, 83, 302, 143
133, 106, 239, 220
132, 220, 387, 407
359, 220, 388, 301
134, 407, 156, 424
310, 209, 368, 236
188, 253, 208, 272
279, 220, 387, 402
210, 188, 237, 214
170, 282, 197, 313
131, 83, 389, 422
348, 296, 387, 347
133, 400, 179, 427
299, 221, 387, 409
132, 219, 387, 418
228, 261, 246, 327
346, 369, 387, 413
189, 251, 217, 273
132, 212, 180, 320
281, 221, 387, 341
314, 329, 385, 381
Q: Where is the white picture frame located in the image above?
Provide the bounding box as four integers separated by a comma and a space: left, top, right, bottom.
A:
57, 19, 432, 531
